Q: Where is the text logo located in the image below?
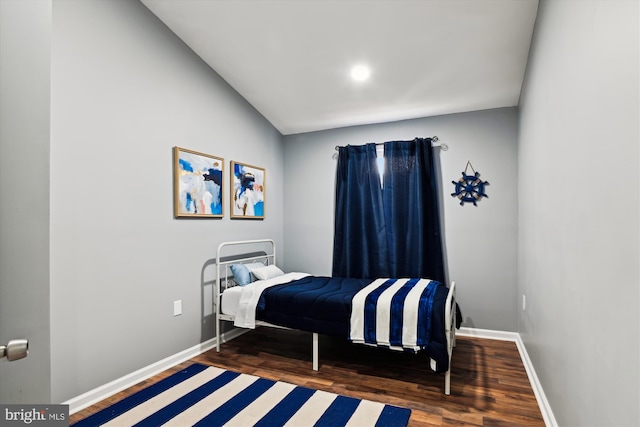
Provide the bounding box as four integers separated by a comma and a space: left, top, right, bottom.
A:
1, 405, 68, 426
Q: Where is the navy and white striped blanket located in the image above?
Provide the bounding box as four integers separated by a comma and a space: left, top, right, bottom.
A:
350, 278, 440, 352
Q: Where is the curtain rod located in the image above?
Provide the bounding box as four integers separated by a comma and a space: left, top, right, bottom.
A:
334, 136, 448, 152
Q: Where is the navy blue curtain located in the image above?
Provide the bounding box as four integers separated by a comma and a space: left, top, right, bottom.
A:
332, 143, 389, 279
383, 138, 444, 282
332, 138, 444, 282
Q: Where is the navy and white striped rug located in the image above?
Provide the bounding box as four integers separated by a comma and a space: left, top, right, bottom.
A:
72, 363, 411, 427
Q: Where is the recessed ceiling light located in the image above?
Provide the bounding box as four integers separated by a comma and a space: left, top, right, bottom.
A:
350, 64, 371, 82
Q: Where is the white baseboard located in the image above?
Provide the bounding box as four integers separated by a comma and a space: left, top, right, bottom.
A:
457, 327, 557, 427
64, 328, 247, 414
513, 334, 558, 427
66, 326, 557, 427
457, 326, 520, 341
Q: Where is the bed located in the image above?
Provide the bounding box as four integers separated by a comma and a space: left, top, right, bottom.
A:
214, 239, 458, 395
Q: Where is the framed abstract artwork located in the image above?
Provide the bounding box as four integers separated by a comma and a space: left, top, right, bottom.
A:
173, 147, 224, 218
230, 161, 265, 219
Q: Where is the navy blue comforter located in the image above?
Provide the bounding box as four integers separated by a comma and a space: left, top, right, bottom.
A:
255, 276, 453, 373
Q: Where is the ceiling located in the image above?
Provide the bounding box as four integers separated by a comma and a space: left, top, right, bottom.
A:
141, 0, 539, 135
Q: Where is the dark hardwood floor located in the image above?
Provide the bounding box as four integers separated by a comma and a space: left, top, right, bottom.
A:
70, 329, 545, 426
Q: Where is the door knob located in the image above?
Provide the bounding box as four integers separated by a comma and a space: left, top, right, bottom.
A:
0, 339, 29, 361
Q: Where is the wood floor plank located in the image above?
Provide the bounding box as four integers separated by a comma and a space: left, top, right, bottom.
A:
70, 329, 545, 426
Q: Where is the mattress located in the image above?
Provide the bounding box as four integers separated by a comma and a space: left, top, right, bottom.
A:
221, 286, 243, 316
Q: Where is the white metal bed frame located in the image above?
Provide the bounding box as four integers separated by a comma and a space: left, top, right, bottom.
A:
214, 238, 457, 395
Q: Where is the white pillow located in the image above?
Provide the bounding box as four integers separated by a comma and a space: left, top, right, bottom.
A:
251, 264, 285, 280
245, 262, 266, 281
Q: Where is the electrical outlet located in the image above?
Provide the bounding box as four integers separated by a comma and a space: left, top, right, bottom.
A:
173, 300, 182, 316
522, 295, 526, 311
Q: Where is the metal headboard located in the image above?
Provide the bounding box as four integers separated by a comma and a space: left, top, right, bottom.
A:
215, 239, 276, 350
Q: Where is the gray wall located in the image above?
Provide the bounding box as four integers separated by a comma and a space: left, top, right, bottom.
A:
283, 108, 519, 332
518, 0, 639, 426
47, 0, 283, 403
0, 0, 52, 404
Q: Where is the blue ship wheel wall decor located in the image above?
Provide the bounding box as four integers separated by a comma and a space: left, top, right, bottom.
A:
451, 161, 489, 206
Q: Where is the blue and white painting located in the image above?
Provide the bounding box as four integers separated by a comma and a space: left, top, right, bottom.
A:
174, 147, 224, 218
231, 161, 265, 219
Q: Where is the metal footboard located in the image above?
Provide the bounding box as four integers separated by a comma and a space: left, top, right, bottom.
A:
444, 281, 456, 395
